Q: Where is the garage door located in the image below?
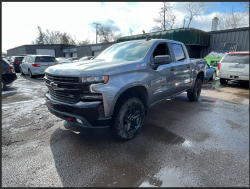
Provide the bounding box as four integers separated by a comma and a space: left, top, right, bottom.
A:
94, 51, 102, 56
65, 53, 69, 58
36, 49, 55, 57
72, 53, 77, 58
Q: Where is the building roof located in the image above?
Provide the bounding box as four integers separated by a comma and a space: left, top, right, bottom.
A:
208, 27, 249, 34
7, 44, 77, 51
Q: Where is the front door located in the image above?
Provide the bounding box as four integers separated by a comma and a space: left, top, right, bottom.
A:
148, 43, 176, 105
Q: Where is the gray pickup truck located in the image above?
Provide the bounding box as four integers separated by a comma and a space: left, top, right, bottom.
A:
44, 39, 206, 140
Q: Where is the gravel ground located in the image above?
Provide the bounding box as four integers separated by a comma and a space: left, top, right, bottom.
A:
2, 74, 249, 187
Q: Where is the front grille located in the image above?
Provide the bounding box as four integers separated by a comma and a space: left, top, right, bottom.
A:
46, 73, 78, 83
49, 89, 80, 104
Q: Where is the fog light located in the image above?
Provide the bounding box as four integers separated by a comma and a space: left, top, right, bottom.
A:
76, 119, 83, 124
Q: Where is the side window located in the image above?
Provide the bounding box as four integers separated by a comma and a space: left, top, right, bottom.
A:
2, 59, 10, 68
171, 43, 185, 61
22, 57, 26, 62
150, 43, 170, 64
27, 57, 32, 63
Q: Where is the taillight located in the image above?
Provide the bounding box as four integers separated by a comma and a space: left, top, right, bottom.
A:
32, 63, 41, 67
14, 61, 19, 64
8, 66, 15, 73
218, 62, 221, 71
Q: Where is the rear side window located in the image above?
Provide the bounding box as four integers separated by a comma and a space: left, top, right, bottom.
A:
222, 54, 239, 63
239, 54, 249, 64
2, 59, 10, 68
15, 57, 24, 62
171, 43, 185, 61
35, 57, 57, 62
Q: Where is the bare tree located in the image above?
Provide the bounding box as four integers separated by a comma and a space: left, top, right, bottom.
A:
34, 26, 77, 45
77, 38, 91, 46
218, 6, 249, 30
128, 27, 133, 35
35, 26, 45, 44
239, 2, 249, 12
97, 26, 122, 42
151, 2, 179, 32
185, 2, 206, 28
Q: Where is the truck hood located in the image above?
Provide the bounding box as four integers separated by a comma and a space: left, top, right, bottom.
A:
45, 59, 137, 77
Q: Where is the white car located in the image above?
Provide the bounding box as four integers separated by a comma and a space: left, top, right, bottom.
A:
20, 55, 58, 78
56, 57, 72, 63
218, 52, 249, 84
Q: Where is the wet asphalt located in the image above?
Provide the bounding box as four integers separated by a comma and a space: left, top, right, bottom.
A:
2, 74, 249, 187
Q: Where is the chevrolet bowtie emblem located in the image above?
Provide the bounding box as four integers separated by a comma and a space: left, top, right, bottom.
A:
50, 82, 58, 89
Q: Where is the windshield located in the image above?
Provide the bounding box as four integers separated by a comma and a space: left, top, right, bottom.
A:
35, 57, 57, 62
15, 57, 24, 61
94, 41, 153, 61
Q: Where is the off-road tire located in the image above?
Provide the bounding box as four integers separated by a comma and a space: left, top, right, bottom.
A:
28, 69, 35, 78
2, 80, 6, 91
187, 78, 202, 101
111, 97, 145, 141
220, 78, 227, 85
210, 72, 216, 80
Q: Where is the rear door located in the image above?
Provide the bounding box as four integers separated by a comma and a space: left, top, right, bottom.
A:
35, 56, 57, 72
170, 43, 191, 93
220, 53, 249, 78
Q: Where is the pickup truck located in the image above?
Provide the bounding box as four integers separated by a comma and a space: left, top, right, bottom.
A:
44, 39, 206, 140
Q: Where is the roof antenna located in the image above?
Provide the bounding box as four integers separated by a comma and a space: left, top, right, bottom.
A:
146, 36, 151, 41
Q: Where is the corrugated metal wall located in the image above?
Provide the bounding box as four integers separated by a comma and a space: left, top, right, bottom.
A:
76, 42, 115, 58
200, 27, 249, 57
7, 46, 26, 56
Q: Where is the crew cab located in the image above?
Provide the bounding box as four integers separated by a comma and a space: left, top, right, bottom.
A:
44, 39, 206, 140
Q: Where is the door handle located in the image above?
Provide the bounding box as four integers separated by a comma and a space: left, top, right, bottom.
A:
170, 67, 175, 71
187, 65, 191, 68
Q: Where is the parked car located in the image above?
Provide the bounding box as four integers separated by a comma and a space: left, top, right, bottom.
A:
56, 57, 72, 63
9, 56, 25, 72
205, 64, 217, 80
44, 39, 206, 140
20, 55, 58, 78
218, 52, 249, 84
76, 56, 94, 62
68, 57, 78, 61
2, 57, 17, 90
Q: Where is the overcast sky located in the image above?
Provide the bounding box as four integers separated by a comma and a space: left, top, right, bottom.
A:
2, 2, 245, 52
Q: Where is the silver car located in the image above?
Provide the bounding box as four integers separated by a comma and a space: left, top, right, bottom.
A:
56, 57, 72, 63
20, 55, 58, 78
218, 52, 249, 84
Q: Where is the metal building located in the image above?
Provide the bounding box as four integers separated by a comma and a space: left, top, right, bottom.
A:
61, 42, 115, 58
200, 27, 249, 57
7, 44, 77, 57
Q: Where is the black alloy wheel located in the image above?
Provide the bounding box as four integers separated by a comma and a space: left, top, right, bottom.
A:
123, 105, 143, 134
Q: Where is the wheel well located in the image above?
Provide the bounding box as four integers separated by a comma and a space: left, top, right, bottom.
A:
114, 86, 148, 115
197, 72, 204, 83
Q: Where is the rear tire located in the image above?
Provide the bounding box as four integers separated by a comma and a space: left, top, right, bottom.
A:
187, 79, 202, 101
111, 97, 145, 141
28, 69, 35, 78
210, 72, 216, 80
220, 78, 227, 85
2, 80, 6, 91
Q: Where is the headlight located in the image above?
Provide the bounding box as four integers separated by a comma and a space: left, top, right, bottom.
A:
79, 76, 109, 84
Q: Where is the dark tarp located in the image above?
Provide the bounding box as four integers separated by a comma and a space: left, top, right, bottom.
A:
116, 28, 210, 46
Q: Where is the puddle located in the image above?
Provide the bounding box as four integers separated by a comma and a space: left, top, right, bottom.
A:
139, 168, 186, 187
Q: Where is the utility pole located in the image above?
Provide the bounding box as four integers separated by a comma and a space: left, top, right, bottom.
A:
93, 22, 101, 44
163, 2, 166, 30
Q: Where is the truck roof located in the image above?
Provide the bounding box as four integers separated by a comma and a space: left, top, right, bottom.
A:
117, 38, 183, 45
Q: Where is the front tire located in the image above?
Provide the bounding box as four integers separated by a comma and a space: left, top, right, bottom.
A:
28, 69, 35, 78
187, 79, 202, 101
2, 80, 6, 91
111, 97, 145, 141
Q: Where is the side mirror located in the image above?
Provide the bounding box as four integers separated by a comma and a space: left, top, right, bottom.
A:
154, 55, 171, 65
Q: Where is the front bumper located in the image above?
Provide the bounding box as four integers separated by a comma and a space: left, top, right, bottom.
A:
45, 92, 111, 129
